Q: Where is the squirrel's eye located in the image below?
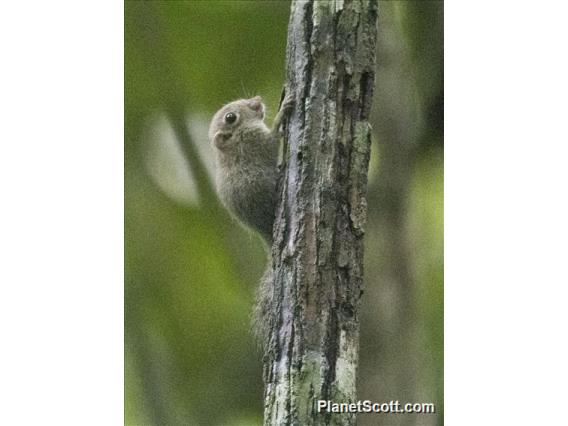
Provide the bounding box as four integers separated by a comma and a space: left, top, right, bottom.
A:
224, 112, 237, 124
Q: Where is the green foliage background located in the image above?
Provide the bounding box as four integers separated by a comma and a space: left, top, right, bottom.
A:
125, 1, 443, 425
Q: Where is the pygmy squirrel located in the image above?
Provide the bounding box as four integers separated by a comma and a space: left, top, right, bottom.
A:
209, 92, 294, 342
209, 93, 294, 243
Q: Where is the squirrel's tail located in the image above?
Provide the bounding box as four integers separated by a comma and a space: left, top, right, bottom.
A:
251, 259, 273, 346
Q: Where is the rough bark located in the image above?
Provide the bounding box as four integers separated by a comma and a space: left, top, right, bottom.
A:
263, 1, 378, 425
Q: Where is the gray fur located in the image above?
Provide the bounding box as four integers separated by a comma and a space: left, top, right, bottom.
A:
209, 96, 281, 243
209, 95, 294, 343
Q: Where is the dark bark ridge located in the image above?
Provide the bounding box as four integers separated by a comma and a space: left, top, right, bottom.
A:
263, 1, 378, 425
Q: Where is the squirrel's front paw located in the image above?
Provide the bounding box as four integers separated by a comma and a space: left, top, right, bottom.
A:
281, 91, 295, 111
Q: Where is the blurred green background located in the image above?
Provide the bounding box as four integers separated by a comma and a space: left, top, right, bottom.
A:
125, 1, 443, 425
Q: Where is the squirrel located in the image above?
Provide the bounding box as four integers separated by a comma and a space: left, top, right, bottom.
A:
209, 92, 294, 342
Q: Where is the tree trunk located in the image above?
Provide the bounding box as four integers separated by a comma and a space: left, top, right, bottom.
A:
263, 1, 378, 425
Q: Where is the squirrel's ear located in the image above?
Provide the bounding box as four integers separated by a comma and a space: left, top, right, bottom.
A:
213, 131, 232, 150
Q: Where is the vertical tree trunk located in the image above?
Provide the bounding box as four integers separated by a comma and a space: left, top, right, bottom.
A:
263, 1, 378, 425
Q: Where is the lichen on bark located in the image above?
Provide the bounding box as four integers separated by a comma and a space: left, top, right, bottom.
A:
263, 1, 378, 425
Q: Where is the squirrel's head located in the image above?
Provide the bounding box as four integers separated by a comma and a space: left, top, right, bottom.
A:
209, 96, 269, 151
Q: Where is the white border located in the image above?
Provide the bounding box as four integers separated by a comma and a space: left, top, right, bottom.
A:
446, 2, 568, 425
0, 2, 123, 424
